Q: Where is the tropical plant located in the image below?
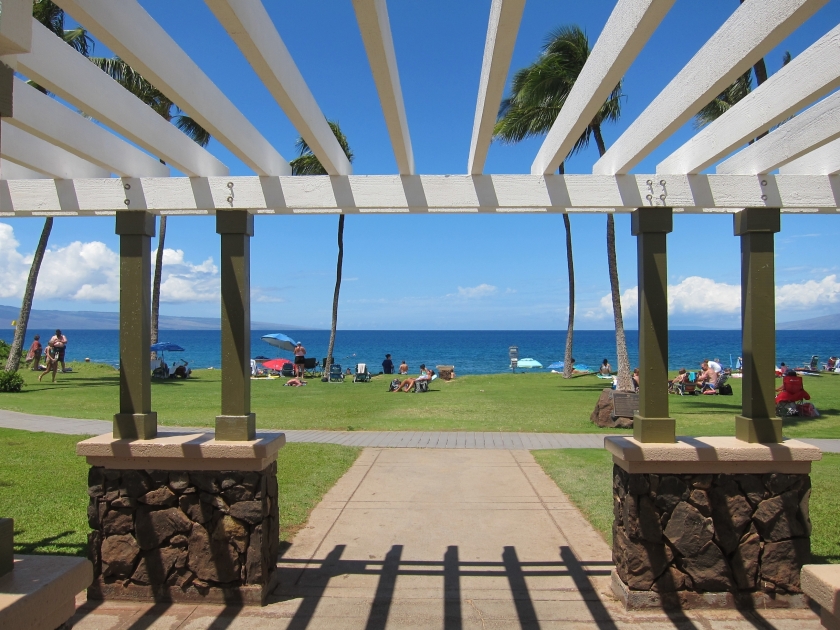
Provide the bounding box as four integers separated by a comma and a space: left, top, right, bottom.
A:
89, 57, 210, 351
494, 25, 630, 388
5, 1, 90, 372
289, 122, 354, 373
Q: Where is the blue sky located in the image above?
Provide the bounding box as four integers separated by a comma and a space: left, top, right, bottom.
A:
2, 0, 840, 329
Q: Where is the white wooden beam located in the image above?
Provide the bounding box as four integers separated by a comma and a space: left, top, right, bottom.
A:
8, 20, 228, 177
1, 159, 48, 179
658, 24, 840, 174
9, 78, 169, 177
780, 137, 840, 175
467, 0, 526, 175
0, 0, 33, 55
204, 0, 351, 176
52, 0, 289, 176
0, 122, 110, 178
593, 0, 827, 175
1, 174, 838, 215
717, 91, 840, 175
352, 0, 414, 174
531, 0, 675, 176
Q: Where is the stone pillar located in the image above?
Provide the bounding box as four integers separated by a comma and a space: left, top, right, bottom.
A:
114, 212, 157, 440
216, 211, 255, 441
77, 431, 285, 604
735, 208, 781, 443
606, 436, 820, 610
632, 207, 674, 443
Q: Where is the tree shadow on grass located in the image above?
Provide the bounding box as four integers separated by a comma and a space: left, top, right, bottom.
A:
13, 529, 86, 556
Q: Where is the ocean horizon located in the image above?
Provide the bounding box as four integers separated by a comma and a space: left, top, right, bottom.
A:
4, 328, 839, 375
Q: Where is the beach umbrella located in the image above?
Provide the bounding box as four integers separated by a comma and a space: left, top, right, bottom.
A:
253, 355, 271, 362
150, 342, 184, 352
261, 333, 298, 353
547, 361, 563, 370
517, 358, 543, 369
263, 358, 292, 371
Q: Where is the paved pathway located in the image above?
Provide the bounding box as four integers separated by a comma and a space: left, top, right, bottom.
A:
67, 448, 822, 629
2, 408, 838, 451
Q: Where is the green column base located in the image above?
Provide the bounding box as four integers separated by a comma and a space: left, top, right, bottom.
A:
113, 413, 158, 440
216, 413, 256, 441
735, 415, 783, 443
633, 414, 675, 443
0, 517, 13, 578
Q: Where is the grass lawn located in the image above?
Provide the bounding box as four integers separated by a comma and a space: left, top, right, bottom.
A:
533, 449, 840, 564
2, 362, 840, 437
0, 427, 359, 556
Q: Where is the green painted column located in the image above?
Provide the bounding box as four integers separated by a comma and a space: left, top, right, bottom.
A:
114, 211, 157, 439
632, 207, 675, 443
735, 208, 782, 443
216, 210, 255, 441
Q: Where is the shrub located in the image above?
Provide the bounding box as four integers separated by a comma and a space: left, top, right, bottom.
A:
0, 340, 9, 364
0, 370, 24, 393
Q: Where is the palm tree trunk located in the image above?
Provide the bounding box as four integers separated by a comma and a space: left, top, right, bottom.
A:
593, 123, 632, 390
5, 218, 53, 372
150, 215, 167, 358
325, 215, 345, 373
558, 163, 576, 380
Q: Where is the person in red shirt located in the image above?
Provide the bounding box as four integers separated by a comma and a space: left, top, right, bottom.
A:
25, 335, 42, 370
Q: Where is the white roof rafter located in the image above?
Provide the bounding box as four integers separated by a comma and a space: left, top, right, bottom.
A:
593, 0, 827, 175
9, 78, 169, 177
467, 0, 526, 175
352, 0, 414, 174
52, 0, 289, 176
531, 0, 676, 176
1, 122, 109, 179
780, 137, 840, 175
204, 0, 352, 176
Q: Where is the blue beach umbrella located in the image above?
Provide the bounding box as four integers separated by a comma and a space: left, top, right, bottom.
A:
548, 361, 563, 370
517, 358, 543, 369
150, 342, 184, 352
261, 333, 298, 353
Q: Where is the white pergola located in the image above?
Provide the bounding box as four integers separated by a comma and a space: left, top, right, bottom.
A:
0, 0, 835, 217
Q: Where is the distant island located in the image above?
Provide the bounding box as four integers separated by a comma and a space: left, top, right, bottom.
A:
0, 305, 311, 331
777, 313, 840, 330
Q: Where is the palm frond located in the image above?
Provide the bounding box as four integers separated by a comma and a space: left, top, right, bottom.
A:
32, 0, 64, 37
172, 115, 211, 147
292, 120, 354, 174
90, 57, 173, 119
62, 26, 94, 57
694, 69, 752, 129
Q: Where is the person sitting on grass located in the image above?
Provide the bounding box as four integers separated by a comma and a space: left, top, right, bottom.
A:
284, 377, 306, 387
631, 367, 640, 392
599, 358, 611, 375
399, 361, 409, 374
393, 364, 432, 392
39, 345, 59, 383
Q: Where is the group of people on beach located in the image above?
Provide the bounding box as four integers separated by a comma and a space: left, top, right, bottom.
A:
25, 329, 68, 383
381, 354, 410, 375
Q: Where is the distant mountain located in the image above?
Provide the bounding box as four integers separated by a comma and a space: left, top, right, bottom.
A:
0, 305, 311, 330
777, 313, 840, 330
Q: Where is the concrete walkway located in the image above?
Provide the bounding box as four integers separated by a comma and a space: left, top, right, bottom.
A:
2, 408, 839, 451
66, 448, 822, 629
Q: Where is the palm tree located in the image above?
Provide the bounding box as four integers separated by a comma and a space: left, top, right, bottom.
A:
289, 122, 354, 374
5, 1, 93, 372
494, 25, 630, 388
90, 57, 210, 352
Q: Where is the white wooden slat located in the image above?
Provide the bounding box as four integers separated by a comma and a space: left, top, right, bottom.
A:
0, 0, 33, 55
1, 174, 839, 215
52, 0, 289, 176
467, 0, 526, 175
204, 0, 351, 176
9, 78, 169, 177
9, 20, 228, 178
531, 0, 675, 176
658, 25, 840, 174
351, 0, 414, 174
593, 0, 827, 175
0, 122, 110, 179
1, 159, 48, 179
717, 91, 840, 175
780, 137, 840, 175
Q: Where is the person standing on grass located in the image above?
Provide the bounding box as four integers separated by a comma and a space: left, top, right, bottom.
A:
39, 345, 59, 383
293, 342, 306, 378
382, 354, 394, 374
25, 335, 42, 370
49, 329, 68, 373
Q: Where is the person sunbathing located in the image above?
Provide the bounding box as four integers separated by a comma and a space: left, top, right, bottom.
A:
393, 365, 432, 392
284, 377, 306, 387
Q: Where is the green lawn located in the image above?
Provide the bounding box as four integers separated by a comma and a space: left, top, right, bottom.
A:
3, 362, 840, 437
533, 449, 840, 564
0, 428, 359, 556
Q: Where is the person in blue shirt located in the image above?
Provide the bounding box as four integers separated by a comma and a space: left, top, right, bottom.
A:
382, 354, 394, 374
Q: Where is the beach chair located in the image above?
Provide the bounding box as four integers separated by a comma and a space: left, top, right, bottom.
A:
151, 357, 169, 379
775, 374, 811, 416
303, 357, 320, 377
329, 363, 344, 382
281, 363, 295, 378
824, 357, 838, 371
796, 355, 819, 373
354, 363, 371, 382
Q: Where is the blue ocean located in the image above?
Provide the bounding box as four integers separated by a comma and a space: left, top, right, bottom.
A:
3, 328, 839, 375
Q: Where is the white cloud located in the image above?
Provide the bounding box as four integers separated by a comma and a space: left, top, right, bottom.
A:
592, 277, 741, 319
157, 249, 219, 303
776, 274, 840, 310
0, 224, 27, 298
456, 283, 497, 298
